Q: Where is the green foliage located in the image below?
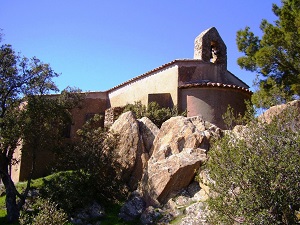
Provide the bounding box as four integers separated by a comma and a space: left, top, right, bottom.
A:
123, 101, 186, 128
0, 31, 82, 223
54, 114, 128, 206
123, 101, 147, 119
0, 33, 61, 223
251, 77, 294, 109
222, 101, 255, 130
20, 197, 68, 225
39, 171, 96, 214
206, 107, 300, 224
39, 171, 138, 225
101, 202, 140, 225
236, 0, 300, 108
0, 172, 137, 224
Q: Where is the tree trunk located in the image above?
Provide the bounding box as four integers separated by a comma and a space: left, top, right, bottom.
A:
2, 175, 19, 223
0, 153, 20, 223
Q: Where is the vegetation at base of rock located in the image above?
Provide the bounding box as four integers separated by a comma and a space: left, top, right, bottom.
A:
123, 101, 186, 128
53, 114, 128, 207
236, 0, 300, 108
40, 171, 96, 214
0, 172, 137, 225
19, 197, 68, 225
206, 107, 300, 224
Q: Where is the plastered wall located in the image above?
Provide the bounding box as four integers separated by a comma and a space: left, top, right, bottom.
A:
70, 92, 108, 139
108, 65, 179, 108
180, 87, 252, 129
18, 145, 56, 181
178, 61, 248, 88
11, 140, 22, 183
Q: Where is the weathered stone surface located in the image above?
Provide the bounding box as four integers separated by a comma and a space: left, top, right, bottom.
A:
140, 182, 209, 225
150, 116, 219, 160
194, 27, 227, 66
71, 201, 105, 225
138, 117, 160, 155
109, 111, 146, 189
259, 100, 300, 124
119, 191, 146, 221
144, 148, 207, 206
180, 201, 209, 225
140, 206, 163, 225
141, 116, 221, 206
197, 169, 211, 202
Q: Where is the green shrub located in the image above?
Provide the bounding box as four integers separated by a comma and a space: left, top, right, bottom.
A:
52, 115, 128, 211
20, 197, 68, 225
123, 101, 186, 128
40, 171, 96, 214
123, 101, 146, 119
206, 107, 300, 224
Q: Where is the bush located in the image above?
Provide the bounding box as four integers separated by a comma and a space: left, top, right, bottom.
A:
123, 101, 146, 119
123, 101, 186, 127
40, 171, 97, 214
52, 114, 128, 210
206, 107, 300, 224
20, 197, 68, 225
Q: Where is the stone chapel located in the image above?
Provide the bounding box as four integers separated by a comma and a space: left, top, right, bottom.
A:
12, 27, 252, 182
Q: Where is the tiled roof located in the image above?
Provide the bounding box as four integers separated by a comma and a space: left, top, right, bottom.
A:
179, 82, 252, 93
107, 59, 251, 93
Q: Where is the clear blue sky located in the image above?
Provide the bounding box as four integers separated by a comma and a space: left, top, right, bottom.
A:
1, 0, 281, 92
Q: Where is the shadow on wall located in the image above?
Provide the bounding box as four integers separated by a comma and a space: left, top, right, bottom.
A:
148, 93, 174, 108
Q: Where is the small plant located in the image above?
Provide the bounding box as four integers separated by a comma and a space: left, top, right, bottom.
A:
123, 101, 147, 119
222, 100, 255, 129
20, 197, 68, 225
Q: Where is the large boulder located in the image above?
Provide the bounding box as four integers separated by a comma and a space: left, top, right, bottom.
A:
139, 182, 210, 224
138, 117, 160, 155
141, 116, 221, 206
109, 111, 147, 189
259, 100, 300, 124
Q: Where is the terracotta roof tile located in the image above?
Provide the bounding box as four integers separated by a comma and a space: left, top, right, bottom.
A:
179, 82, 252, 93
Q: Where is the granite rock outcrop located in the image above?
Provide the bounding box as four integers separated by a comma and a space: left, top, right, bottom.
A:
140, 116, 221, 206
114, 113, 220, 223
